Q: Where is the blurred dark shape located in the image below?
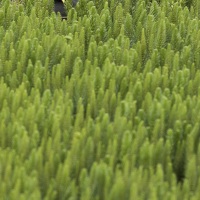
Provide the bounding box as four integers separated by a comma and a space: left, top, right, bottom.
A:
54, 0, 67, 19
54, 0, 78, 20
72, 0, 78, 7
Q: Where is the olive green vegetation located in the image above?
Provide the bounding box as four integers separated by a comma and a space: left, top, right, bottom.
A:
0, 0, 200, 199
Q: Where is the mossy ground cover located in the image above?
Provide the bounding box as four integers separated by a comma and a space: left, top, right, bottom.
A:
1, 0, 200, 199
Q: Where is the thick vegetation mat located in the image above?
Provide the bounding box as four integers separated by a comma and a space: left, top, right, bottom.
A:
1, 0, 200, 199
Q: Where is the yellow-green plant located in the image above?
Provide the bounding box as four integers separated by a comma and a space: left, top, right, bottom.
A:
1, 0, 200, 199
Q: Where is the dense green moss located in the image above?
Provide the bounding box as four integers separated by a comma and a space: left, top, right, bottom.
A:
1, 0, 200, 199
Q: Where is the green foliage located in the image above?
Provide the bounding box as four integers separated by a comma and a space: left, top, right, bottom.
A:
1, 0, 200, 199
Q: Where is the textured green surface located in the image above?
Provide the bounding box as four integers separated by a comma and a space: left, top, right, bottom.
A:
1, 0, 200, 199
